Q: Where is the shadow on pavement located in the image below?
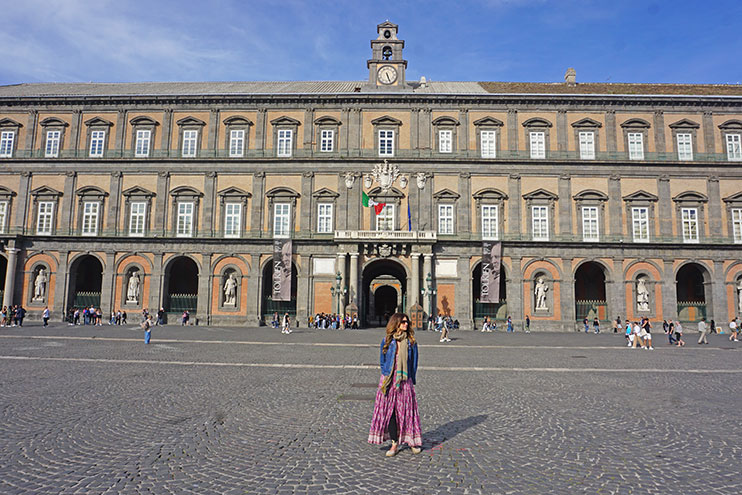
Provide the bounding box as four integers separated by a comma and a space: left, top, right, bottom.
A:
422, 414, 488, 449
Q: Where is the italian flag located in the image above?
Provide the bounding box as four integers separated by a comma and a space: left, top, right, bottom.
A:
362, 191, 386, 215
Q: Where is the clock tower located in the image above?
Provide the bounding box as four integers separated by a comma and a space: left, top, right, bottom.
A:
367, 21, 407, 88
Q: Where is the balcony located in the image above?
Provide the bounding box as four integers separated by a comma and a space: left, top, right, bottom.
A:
334, 230, 437, 242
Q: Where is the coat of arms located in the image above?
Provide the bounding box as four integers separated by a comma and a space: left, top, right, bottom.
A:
371, 159, 399, 192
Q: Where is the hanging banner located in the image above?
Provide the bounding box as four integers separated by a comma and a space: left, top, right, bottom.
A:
480, 241, 502, 303
272, 238, 292, 301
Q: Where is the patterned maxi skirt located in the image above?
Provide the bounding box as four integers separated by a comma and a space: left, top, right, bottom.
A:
367, 363, 422, 446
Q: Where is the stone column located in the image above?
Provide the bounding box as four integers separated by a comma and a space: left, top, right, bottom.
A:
556, 110, 568, 152
337, 252, 347, 310
155, 172, 170, 236
707, 176, 722, 240
423, 253, 433, 317
59, 171, 77, 236
296, 255, 310, 326
202, 172, 217, 237
658, 175, 672, 240
14, 172, 32, 234
605, 110, 617, 153
2, 246, 19, 308
410, 252, 420, 306
348, 174, 361, 231
25, 110, 38, 152
337, 173, 348, 230
458, 108, 469, 153
339, 108, 350, 151
255, 109, 267, 152
300, 172, 314, 233
661, 259, 677, 321
245, 254, 261, 326
251, 172, 265, 236
106, 171, 123, 235
609, 256, 626, 321
702, 112, 715, 154
508, 256, 524, 325
558, 174, 571, 240
420, 109, 432, 151
52, 251, 70, 319
349, 252, 359, 306
148, 253, 164, 313
160, 109, 173, 157
420, 173, 432, 231
196, 254, 211, 324
560, 270, 576, 331
608, 174, 622, 241
653, 110, 666, 153
410, 108, 420, 151
458, 172, 471, 235
508, 174, 521, 238
303, 107, 314, 151
207, 109, 219, 153
114, 109, 127, 154
455, 256, 472, 329
507, 109, 518, 153
100, 251, 116, 316
711, 260, 727, 323
69, 110, 82, 155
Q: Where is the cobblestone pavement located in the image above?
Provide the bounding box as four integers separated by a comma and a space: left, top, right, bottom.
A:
1, 323, 740, 494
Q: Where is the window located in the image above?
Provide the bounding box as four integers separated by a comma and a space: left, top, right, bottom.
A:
438, 130, 452, 153
579, 131, 595, 160
632, 207, 649, 242
726, 134, 742, 161
129, 201, 146, 236
81, 202, 99, 235
480, 130, 496, 158
176, 202, 194, 237
530, 132, 545, 159
0, 131, 14, 157
628, 132, 644, 160
222, 202, 242, 238
182, 130, 198, 157
379, 130, 394, 157
582, 206, 599, 241
481, 205, 498, 240
677, 133, 693, 160
376, 204, 394, 231
273, 203, 291, 237
277, 130, 293, 157
532, 205, 548, 240
45, 130, 61, 157
89, 130, 105, 157
37, 201, 54, 235
320, 130, 334, 152
0, 201, 7, 233
317, 203, 333, 233
135, 130, 151, 157
732, 208, 742, 243
438, 204, 454, 234
229, 129, 245, 157
681, 207, 699, 243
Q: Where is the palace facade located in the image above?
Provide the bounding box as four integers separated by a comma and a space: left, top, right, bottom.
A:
1, 21, 742, 330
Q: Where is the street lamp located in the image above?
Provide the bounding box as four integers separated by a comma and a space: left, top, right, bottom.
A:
420, 272, 436, 329
330, 272, 347, 316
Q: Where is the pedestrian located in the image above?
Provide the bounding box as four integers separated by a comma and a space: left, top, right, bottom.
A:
667, 320, 676, 345
593, 317, 600, 334
16, 305, 26, 327
121, 310, 127, 324
525, 314, 530, 333
625, 320, 633, 347
481, 315, 490, 332
73, 308, 80, 325
641, 317, 653, 350
697, 317, 709, 345
157, 308, 165, 326
632, 321, 646, 349
439, 316, 451, 342
709, 319, 716, 334
95, 308, 102, 325
368, 313, 422, 457
728, 318, 739, 342
1, 306, 7, 326
142, 315, 153, 344
181, 310, 189, 326
613, 316, 621, 333
674, 321, 685, 346
507, 315, 513, 332
282, 312, 292, 334
583, 317, 589, 333
42, 306, 50, 327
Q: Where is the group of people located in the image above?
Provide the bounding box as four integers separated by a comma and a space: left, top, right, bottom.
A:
624, 317, 655, 349
1, 305, 27, 327
66, 306, 104, 325
106, 310, 129, 325
305, 312, 359, 330
481, 315, 518, 333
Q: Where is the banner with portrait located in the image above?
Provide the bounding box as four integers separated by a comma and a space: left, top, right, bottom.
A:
272, 238, 292, 301
480, 241, 501, 303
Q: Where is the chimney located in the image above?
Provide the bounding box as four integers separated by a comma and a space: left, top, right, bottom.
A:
564, 68, 576, 86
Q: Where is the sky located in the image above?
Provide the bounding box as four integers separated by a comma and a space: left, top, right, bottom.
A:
1, 0, 741, 87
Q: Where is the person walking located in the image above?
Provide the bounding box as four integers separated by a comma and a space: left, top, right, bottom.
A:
368, 313, 422, 457
42, 307, 50, 327
674, 320, 685, 346
506, 316, 513, 332
697, 317, 709, 345
728, 318, 739, 342
142, 315, 153, 344
525, 314, 530, 333
282, 312, 292, 334
583, 317, 589, 333
481, 316, 490, 332
593, 317, 600, 334
641, 317, 653, 350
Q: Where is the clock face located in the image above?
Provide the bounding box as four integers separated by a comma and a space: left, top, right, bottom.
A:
377, 65, 398, 85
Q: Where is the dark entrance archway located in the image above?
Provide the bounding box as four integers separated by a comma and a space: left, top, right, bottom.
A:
362, 259, 407, 327
472, 262, 507, 320
676, 263, 707, 321
164, 257, 199, 313
574, 262, 607, 320
68, 255, 103, 308
261, 260, 297, 322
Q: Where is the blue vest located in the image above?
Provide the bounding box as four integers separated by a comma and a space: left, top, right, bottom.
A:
379, 338, 418, 384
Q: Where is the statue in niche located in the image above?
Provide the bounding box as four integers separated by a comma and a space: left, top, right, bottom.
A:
126, 271, 141, 304
223, 273, 238, 306
534, 277, 549, 311
636, 278, 650, 312
33, 267, 48, 301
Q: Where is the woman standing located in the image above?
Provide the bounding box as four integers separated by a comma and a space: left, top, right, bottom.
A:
368, 313, 422, 457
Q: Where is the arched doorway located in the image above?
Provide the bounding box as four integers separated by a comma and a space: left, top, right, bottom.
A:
68, 255, 103, 308
362, 259, 407, 327
676, 263, 707, 322
164, 257, 199, 313
472, 263, 507, 321
261, 260, 297, 321
574, 262, 607, 321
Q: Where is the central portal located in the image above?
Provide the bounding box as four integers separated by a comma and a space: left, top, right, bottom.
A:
361, 258, 407, 327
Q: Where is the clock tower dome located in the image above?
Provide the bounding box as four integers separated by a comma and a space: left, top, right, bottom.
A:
367, 21, 407, 88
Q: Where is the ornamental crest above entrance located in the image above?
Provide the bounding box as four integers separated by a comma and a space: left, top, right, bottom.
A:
370, 159, 399, 192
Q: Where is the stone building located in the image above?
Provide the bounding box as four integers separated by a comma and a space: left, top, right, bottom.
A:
1, 21, 742, 330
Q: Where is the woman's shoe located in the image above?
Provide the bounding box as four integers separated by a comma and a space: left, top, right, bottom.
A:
386, 442, 398, 457
410, 446, 422, 454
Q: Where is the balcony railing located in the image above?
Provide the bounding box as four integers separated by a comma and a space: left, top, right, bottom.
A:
335, 230, 437, 242
2, 147, 741, 163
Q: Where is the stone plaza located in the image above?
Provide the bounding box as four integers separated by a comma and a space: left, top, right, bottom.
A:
1, 322, 741, 494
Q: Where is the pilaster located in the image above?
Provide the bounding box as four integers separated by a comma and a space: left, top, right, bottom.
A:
196, 253, 211, 323
52, 250, 70, 319
456, 256, 472, 328
556, 110, 568, 152
339, 108, 350, 151
560, 270, 576, 330
507, 109, 518, 152
69, 110, 82, 153
661, 259, 677, 321
605, 110, 617, 152
2, 246, 19, 309
100, 251, 116, 316
296, 255, 310, 325
609, 256, 626, 321
608, 174, 622, 240
202, 172, 217, 236
702, 111, 715, 154
59, 172, 77, 236
207, 108, 219, 151
337, 173, 348, 230
245, 255, 261, 326
658, 175, 672, 240
457, 173, 471, 234
508, 174, 521, 237
558, 174, 571, 239
160, 109, 173, 157
114, 109, 127, 151
303, 107, 314, 150
255, 109, 267, 151
410, 108, 420, 151
251, 172, 266, 235
711, 260, 727, 323
155, 172, 170, 235
420, 109, 432, 151
458, 108, 469, 152
300, 172, 314, 233
707, 176, 722, 239
14, 172, 32, 234
148, 253, 164, 313
653, 110, 666, 153
106, 171, 123, 234
349, 252, 359, 307
25, 110, 38, 151
420, 173, 432, 231
508, 256, 523, 324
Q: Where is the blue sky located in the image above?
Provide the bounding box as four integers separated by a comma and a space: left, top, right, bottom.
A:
2, 0, 741, 86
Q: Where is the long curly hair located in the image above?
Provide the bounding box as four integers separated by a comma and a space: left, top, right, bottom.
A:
382, 312, 415, 353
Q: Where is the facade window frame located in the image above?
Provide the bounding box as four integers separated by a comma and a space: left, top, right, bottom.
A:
620, 118, 651, 161
571, 118, 602, 160
723, 191, 742, 243
76, 186, 108, 237
473, 117, 503, 159
433, 188, 460, 235
623, 190, 658, 243
40, 117, 69, 158
218, 186, 251, 238
122, 186, 155, 237
84, 117, 114, 158
170, 186, 203, 237
317, 202, 334, 233
473, 188, 507, 241
432, 116, 459, 154
0, 186, 16, 234
523, 188, 557, 242
271, 116, 301, 158
130, 116, 159, 158
573, 189, 608, 243
223, 116, 253, 158
0, 118, 22, 158
266, 186, 299, 238
673, 191, 707, 244
314, 116, 341, 154
312, 187, 339, 234
669, 118, 700, 161
522, 117, 552, 159
367, 186, 403, 231
176, 116, 206, 158
719, 120, 742, 161
371, 116, 401, 158
30, 186, 63, 236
